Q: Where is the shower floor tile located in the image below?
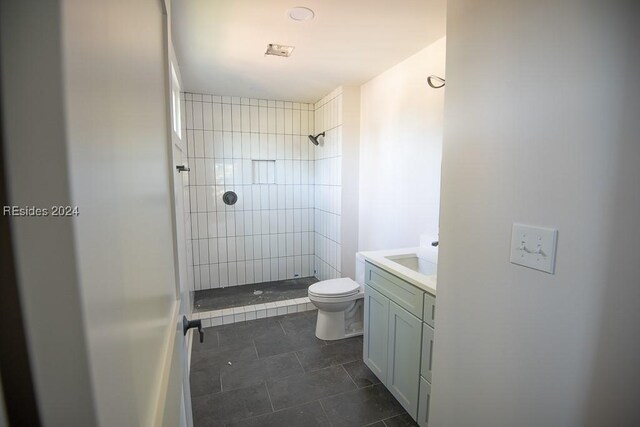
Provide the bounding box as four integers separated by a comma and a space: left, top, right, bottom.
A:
193, 277, 318, 312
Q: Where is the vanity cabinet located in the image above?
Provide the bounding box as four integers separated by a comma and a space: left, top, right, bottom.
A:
363, 261, 435, 426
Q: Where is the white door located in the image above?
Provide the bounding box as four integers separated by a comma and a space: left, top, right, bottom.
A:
158, 83, 196, 426
172, 142, 194, 427
158, 7, 196, 424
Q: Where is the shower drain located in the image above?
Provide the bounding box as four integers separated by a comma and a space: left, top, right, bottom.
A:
253, 290, 263, 296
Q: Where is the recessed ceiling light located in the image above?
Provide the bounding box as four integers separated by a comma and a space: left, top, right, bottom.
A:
287, 6, 315, 22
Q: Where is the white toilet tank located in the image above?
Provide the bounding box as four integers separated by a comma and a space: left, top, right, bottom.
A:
355, 253, 365, 285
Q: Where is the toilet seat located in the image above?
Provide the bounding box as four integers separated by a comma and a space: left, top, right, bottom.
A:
308, 278, 360, 298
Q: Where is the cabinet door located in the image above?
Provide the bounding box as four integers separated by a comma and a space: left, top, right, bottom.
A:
387, 301, 422, 419
417, 376, 431, 427
420, 324, 434, 383
363, 285, 390, 383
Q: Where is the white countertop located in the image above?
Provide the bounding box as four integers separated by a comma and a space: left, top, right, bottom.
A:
358, 247, 437, 296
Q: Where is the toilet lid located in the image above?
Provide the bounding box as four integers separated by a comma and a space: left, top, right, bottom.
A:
308, 278, 360, 297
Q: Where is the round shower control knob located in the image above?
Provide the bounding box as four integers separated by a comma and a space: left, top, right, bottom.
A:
222, 191, 238, 206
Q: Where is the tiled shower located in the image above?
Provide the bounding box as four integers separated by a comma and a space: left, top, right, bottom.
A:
183, 88, 345, 296
312, 89, 344, 281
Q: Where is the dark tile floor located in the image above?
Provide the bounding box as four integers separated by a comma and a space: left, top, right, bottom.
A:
190, 310, 417, 426
193, 277, 319, 312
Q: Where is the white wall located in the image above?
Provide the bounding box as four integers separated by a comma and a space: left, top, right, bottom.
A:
62, 0, 178, 425
358, 38, 446, 251
431, 1, 640, 426
183, 94, 316, 290
339, 87, 361, 280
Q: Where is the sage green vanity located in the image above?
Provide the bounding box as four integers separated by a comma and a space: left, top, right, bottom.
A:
363, 260, 435, 426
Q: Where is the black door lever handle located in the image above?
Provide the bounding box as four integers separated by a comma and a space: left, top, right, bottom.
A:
183, 316, 204, 343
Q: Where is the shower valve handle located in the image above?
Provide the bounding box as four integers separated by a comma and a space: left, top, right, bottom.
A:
183, 316, 204, 343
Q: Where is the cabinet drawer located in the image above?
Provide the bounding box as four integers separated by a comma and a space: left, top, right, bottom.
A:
365, 262, 424, 319
417, 376, 431, 427
423, 293, 436, 328
420, 324, 434, 383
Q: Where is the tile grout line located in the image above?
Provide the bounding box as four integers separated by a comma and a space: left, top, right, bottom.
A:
340, 363, 359, 389
252, 337, 276, 413
293, 351, 305, 373
218, 347, 223, 393
262, 374, 277, 412
251, 337, 259, 359
186, 101, 202, 293
317, 398, 332, 425
263, 382, 276, 414
380, 414, 405, 425
223, 102, 231, 288
188, 251, 316, 266
223, 400, 322, 425
201, 99, 215, 290
278, 318, 287, 335
324, 382, 375, 402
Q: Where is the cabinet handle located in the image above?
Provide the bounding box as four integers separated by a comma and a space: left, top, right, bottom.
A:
429, 339, 434, 372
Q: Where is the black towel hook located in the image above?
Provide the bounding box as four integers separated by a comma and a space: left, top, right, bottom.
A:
427, 75, 446, 89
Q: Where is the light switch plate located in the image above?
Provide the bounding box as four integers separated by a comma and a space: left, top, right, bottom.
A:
510, 223, 558, 274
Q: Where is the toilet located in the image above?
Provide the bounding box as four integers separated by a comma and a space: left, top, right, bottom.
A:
308, 255, 366, 340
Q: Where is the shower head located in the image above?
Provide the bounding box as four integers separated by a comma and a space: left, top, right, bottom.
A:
308, 132, 324, 146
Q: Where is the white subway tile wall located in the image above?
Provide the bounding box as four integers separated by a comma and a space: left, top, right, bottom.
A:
314, 88, 343, 281
183, 93, 317, 290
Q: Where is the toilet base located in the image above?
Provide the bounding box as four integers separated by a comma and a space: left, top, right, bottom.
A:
314, 299, 364, 340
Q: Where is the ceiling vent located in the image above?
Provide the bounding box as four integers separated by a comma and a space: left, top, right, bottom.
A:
265, 43, 294, 57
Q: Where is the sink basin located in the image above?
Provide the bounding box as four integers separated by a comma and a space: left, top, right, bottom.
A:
385, 254, 437, 276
